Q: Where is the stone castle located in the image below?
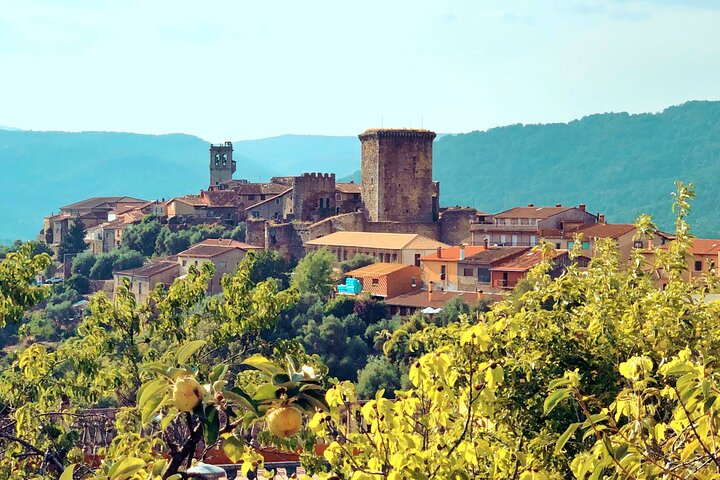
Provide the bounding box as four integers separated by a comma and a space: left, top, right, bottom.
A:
209, 128, 479, 258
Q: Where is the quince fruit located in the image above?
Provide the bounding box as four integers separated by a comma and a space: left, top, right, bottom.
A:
266, 406, 303, 438
172, 376, 204, 412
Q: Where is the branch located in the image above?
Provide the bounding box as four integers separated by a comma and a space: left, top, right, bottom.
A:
162, 413, 204, 479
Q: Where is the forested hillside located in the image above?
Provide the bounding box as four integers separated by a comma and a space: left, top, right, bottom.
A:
3, 101, 720, 242
435, 100, 720, 236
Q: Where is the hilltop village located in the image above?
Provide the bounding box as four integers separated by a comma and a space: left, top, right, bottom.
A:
36, 128, 715, 313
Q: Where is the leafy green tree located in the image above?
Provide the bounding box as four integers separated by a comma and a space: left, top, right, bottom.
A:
71, 251, 97, 277
250, 249, 294, 288
339, 253, 375, 273
57, 219, 87, 259
0, 244, 51, 326
223, 222, 246, 241
121, 216, 161, 257
356, 355, 402, 399
432, 295, 471, 326
291, 247, 336, 297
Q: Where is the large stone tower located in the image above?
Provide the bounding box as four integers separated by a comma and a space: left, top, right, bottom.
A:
359, 128, 437, 223
209, 142, 236, 186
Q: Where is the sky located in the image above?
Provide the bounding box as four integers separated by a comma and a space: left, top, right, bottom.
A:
1, 0, 719, 142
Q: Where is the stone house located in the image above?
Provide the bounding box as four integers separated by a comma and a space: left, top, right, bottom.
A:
344, 263, 422, 298
177, 239, 262, 295
471, 204, 597, 248
113, 261, 180, 305
305, 232, 449, 265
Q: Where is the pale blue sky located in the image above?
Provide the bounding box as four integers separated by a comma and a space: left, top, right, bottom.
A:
1, 0, 719, 141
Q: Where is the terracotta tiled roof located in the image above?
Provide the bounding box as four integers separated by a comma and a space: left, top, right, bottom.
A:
115, 261, 179, 278
420, 246, 488, 262
61, 196, 147, 211
689, 239, 720, 255
336, 183, 361, 194
491, 249, 566, 272
224, 182, 289, 196
494, 206, 574, 219
244, 188, 293, 210
564, 223, 636, 240
46, 213, 71, 222
306, 232, 448, 251
462, 246, 531, 265
385, 289, 491, 309
346, 262, 414, 276
202, 190, 243, 208
177, 239, 261, 258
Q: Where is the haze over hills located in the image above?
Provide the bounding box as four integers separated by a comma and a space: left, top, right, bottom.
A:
1, 100, 720, 243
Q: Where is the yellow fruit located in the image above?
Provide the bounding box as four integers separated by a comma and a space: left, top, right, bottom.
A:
172, 376, 205, 412
266, 406, 303, 438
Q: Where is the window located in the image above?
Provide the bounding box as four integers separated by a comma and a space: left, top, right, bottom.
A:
214, 153, 220, 165
222, 153, 227, 166
275, 199, 280, 204
336, 193, 342, 201
218, 261, 227, 268
477, 267, 490, 284
511, 235, 518, 246
530, 235, 537, 246
371, 278, 379, 286
711, 260, 716, 271
555, 243, 561, 249
633, 240, 644, 248
385, 253, 391, 263
568, 241, 589, 250
392, 254, 397, 262
463, 268, 473, 276
182, 260, 187, 266
695, 260, 703, 271
260, 194, 266, 200
138, 283, 142, 295
441, 265, 446, 280
414, 254, 421, 267
500, 235, 507, 245
248, 195, 255, 201
252, 211, 260, 218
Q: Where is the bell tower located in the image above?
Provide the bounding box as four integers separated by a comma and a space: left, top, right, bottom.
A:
209, 142, 236, 187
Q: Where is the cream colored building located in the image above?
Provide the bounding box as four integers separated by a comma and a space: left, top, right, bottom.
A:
305, 231, 449, 266
177, 239, 262, 295
113, 261, 180, 304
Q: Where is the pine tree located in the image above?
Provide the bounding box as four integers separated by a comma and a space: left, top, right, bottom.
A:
57, 219, 87, 259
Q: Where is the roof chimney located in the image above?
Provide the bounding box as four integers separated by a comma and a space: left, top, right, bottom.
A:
437, 246, 442, 259
476, 289, 484, 302
484, 238, 489, 249
579, 203, 586, 212
459, 244, 465, 260
599, 213, 606, 224
555, 203, 562, 207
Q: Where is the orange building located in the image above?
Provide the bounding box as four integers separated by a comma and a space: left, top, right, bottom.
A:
643, 238, 720, 288
490, 249, 586, 289
419, 245, 488, 291
345, 263, 421, 298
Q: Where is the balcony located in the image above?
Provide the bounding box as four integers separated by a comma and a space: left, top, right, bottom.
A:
493, 278, 513, 289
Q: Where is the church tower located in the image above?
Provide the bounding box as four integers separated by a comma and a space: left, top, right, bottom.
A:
209, 142, 236, 186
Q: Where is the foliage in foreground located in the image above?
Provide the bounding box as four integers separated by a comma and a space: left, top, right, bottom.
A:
3, 183, 720, 479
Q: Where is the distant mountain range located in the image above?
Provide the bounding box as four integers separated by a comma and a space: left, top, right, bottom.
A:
1, 100, 720, 243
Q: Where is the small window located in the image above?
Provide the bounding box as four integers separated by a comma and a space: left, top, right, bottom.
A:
555, 243, 561, 249
695, 260, 703, 271
582, 241, 589, 249
633, 240, 644, 248
182, 260, 187, 266
138, 283, 142, 295
276, 199, 280, 204
218, 261, 227, 268
248, 195, 255, 201
414, 253, 421, 267
336, 193, 342, 201
463, 268, 473, 276
371, 278, 379, 286
214, 153, 220, 165
441, 265, 446, 280
478, 268, 490, 283
252, 211, 260, 218
222, 153, 227, 166
260, 194, 266, 200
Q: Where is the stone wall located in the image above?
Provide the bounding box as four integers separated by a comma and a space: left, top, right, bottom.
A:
246, 218, 267, 249
364, 221, 440, 240
266, 221, 308, 260
306, 212, 366, 241
359, 129, 436, 223
439, 207, 479, 245
291, 173, 336, 222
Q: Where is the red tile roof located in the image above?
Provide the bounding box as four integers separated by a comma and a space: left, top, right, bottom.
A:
115, 261, 179, 278
564, 223, 636, 240
494, 206, 574, 219
420, 245, 488, 262
346, 262, 415, 276
177, 239, 261, 258
336, 183, 361, 194
491, 249, 567, 272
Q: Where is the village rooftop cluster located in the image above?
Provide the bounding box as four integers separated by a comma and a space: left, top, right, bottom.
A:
37, 128, 717, 313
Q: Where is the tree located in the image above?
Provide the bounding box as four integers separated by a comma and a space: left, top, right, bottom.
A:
250, 249, 294, 288
356, 355, 402, 399
339, 253, 375, 274
291, 247, 336, 297
121, 217, 162, 257
71, 251, 97, 277
0, 244, 51, 326
57, 219, 87, 259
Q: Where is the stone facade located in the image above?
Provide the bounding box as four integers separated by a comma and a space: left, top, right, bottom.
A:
439, 208, 480, 246
290, 173, 336, 221
209, 142, 236, 187
359, 129, 437, 223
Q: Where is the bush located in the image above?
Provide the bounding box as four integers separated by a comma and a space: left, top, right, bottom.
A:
72, 251, 97, 277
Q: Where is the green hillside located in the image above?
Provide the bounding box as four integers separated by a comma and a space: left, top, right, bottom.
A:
0, 132, 360, 241
434, 100, 720, 237
3, 101, 720, 242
